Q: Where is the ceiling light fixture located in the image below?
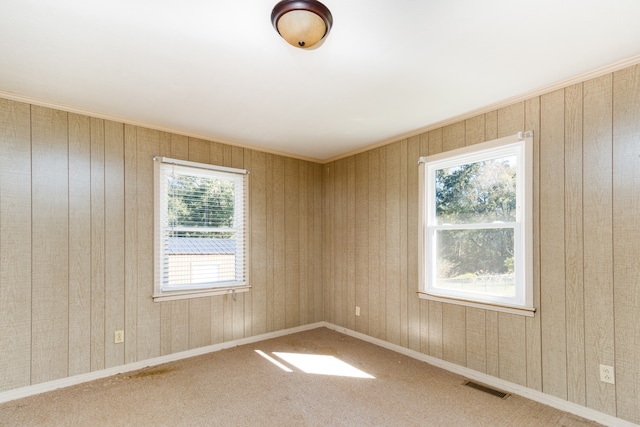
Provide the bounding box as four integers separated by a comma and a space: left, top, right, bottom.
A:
271, 0, 333, 49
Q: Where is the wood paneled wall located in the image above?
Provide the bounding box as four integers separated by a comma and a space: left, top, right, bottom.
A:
323, 64, 640, 424
0, 101, 323, 391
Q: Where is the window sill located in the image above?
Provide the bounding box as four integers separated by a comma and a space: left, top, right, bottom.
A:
417, 292, 536, 317
153, 285, 251, 302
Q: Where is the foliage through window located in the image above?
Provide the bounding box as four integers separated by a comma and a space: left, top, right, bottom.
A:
419, 133, 534, 315
154, 157, 248, 301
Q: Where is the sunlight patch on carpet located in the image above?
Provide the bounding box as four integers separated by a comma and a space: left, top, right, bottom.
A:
272, 352, 375, 378
255, 350, 294, 372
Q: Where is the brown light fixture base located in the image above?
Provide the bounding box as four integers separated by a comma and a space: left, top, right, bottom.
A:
271, 0, 333, 49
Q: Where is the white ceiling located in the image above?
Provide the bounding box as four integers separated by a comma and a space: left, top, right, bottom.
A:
1, 1, 640, 161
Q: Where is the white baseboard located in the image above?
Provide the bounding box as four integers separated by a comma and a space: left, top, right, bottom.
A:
322, 322, 636, 427
0, 322, 324, 405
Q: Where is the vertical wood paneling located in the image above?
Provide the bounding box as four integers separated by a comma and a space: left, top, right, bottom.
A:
406, 136, 420, 352
442, 122, 465, 152
377, 148, 386, 341
31, 105, 69, 383
104, 121, 125, 369
312, 163, 324, 322
272, 155, 286, 331
355, 153, 369, 334
123, 124, 138, 364
249, 150, 267, 335
347, 157, 356, 331
442, 304, 466, 366
485, 310, 500, 378
135, 127, 161, 360
540, 89, 568, 400
465, 115, 485, 146
298, 161, 309, 326
399, 140, 408, 348
524, 96, 543, 392
612, 65, 640, 423
285, 157, 300, 328
266, 154, 277, 331
367, 149, 381, 338
497, 102, 525, 138
90, 117, 105, 371
333, 159, 346, 328
465, 308, 486, 373
498, 313, 526, 385
583, 73, 615, 415
0, 99, 32, 391
385, 143, 401, 345
485, 110, 498, 140
67, 113, 91, 376
564, 83, 586, 405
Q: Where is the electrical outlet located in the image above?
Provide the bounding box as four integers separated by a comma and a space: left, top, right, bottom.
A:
599, 364, 615, 384
114, 330, 124, 344
355, 306, 361, 316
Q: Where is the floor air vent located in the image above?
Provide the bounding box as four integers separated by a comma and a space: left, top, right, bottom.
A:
464, 381, 510, 399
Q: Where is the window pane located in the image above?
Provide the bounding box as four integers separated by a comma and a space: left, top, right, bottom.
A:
434, 228, 515, 297
435, 155, 516, 224
168, 174, 235, 229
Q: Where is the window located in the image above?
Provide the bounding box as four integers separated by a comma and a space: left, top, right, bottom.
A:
153, 157, 248, 301
418, 132, 534, 316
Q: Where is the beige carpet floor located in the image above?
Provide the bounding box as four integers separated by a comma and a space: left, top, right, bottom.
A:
0, 327, 601, 426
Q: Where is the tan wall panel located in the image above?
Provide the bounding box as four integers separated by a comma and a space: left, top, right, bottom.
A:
612, 65, 640, 423
67, 113, 92, 376
135, 127, 161, 360
367, 149, 382, 339
384, 143, 401, 345
89, 118, 106, 371
406, 136, 421, 351
31, 105, 69, 383
564, 83, 586, 405
249, 150, 268, 336
583, 73, 615, 415
104, 120, 126, 369
355, 152, 369, 334
0, 99, 32, 391
539, 89, 568, 400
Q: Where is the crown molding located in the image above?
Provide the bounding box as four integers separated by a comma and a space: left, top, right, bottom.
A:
322, 53, 640, 164
0, 90, 324, 164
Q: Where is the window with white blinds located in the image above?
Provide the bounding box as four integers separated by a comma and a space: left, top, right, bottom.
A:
154, 157, 248, 301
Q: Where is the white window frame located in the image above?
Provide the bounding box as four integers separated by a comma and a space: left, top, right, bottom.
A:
153, 156, 250, 302
418, 132, 535, 316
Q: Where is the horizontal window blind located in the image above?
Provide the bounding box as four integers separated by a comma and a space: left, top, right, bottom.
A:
155, 158, 247, 295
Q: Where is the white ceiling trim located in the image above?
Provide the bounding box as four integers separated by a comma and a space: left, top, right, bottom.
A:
323, 53, 640, 163
0, 89, 322, 163
2, 53, 639, 165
